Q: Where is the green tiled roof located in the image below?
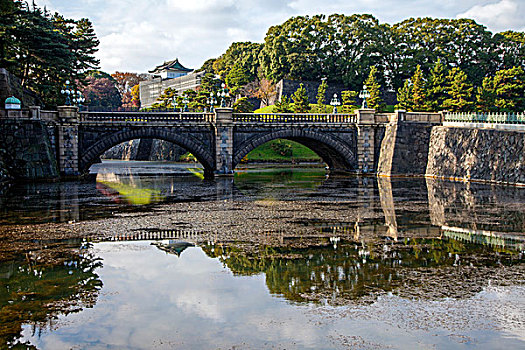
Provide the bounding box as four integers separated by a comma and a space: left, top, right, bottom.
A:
149, 58, 193, 74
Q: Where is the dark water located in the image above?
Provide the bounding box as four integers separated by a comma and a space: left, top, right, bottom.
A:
0, 161, 524, 349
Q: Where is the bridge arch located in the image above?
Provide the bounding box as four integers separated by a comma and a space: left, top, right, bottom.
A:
79, 128, 215, 176
233, 129, 357, 172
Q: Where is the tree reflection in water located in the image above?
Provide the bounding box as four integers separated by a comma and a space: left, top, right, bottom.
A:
202, 235, 524, 305
0, 240, 103, 349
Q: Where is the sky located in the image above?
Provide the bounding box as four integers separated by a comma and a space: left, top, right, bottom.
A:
33, 0, 525, 74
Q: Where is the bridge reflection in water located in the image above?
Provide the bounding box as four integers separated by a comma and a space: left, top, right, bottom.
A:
1, 166, 524, 348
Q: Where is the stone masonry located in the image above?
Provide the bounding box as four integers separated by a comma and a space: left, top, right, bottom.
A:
426, 126, 525, 186
2, 105, 524, 187
0, 118, 59, 180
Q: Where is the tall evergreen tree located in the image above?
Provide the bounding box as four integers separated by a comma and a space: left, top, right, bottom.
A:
0, 1, 99, 107
292, 83, 310, 113
425, 59, 448, 111
316, 78, 328, 111
411, 65, 427, 111
340, 90, 358, 113
364, 66, 383, 110
476, 77, 496, 112
275, 95, 293, 113
492, 66, 525, 112
395, 79, 413, 110
442, 68, 474, 112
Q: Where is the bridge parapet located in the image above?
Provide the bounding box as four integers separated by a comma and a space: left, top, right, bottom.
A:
41, 110, 59, 123
79, 111, 215, 124
233, 113, 357, 124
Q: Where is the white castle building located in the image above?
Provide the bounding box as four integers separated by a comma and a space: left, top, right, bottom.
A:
139, 58, 203, 108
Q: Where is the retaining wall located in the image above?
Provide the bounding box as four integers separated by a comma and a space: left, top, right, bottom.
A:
0, 118, 59, 180
426, 126, 525, 186
377, 122, 435, 177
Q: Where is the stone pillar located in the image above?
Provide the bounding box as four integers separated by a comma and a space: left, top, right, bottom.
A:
356, 109, 376, 174
214, 107, 234, 176
135, 138, 154, 161
29, 106, 41, 120
394, 109, 406, 123
57, 106, 80, 178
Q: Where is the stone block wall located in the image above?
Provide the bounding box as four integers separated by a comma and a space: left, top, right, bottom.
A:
0, 119, 59, 180
377, 122, 434, 176
426, 127, 525, 186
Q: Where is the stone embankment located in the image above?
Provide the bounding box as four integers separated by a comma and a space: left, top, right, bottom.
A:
0, 119, 58, 180
376, 112, 525, 186
426, 127, 525, 186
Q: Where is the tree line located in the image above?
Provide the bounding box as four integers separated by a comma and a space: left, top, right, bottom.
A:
0, 0, 99, 107
2, 4, 523, 112
204, 14, 524, 112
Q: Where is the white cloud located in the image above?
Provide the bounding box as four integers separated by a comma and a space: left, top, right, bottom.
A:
457, 0, 525, 32
31, 0, 525, 74
167, 0, 235, 12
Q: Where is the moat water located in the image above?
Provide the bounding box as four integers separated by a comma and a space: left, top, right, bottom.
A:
0, 161, 524, 349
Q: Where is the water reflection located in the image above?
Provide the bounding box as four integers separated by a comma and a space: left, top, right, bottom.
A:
0, 239, 102, 348
0, 162, 524, 348
200, 231, 524, 305
11, 239, 524, 350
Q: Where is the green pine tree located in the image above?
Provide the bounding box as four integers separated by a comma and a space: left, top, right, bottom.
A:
340, 90, 358, 113
275, 95, 293, 113
292, 83, 310, 113
316, 78, 328, 112
154, 87, 177, 108
233, 97, 254, 113
492, 66, 525, 112
476, 76, 496, 112
395, 79, 413, 111
364, 66, 383, 110
411, 65, 427, 111
425, 59, 448, 111
442, 68, 474, 112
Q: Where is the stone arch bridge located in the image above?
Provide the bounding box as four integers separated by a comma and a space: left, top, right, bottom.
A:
47, 107, 385, 178
25, 106, 441, 177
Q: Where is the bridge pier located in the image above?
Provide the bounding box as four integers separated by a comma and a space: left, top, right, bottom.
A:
214, 108, 234, 176
57, 106, 81, 178
356, 109, 376, 174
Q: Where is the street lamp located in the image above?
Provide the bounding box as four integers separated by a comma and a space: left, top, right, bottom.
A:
207, 92, 217, 112
330, 93, 341, 114
171, 96, 179, 112
182, 96, 189, 112
359, 84, 371, 109
219, 83, 230, 107
71, 90, 85, 109
60, 80, 72, 106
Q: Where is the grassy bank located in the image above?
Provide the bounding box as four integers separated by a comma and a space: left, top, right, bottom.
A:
181, 139, 322, 164
241, 139, 321, 163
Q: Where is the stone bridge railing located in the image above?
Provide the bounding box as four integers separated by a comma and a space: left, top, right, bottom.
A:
233, 113, 357, 124
79, 111, 215, 123
78, 111, 360, 125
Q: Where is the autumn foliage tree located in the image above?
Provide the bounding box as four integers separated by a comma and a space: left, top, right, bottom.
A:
81, 75, 121, 108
